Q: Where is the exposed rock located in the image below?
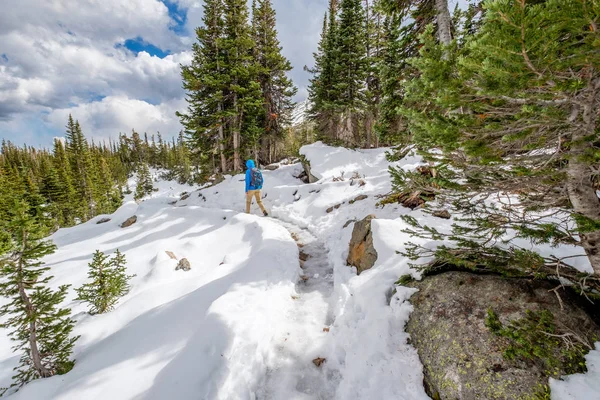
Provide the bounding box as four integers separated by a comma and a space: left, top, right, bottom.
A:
168, 200, 177, 206
334, 203, 341, 209
349, 194, 368, 204
165, 251, 178, 260
312, 357, 326, 367
180, 192, 190, 201
300, 275, 309, 282
120, 216, 137, 228
323, 327, 330, 332
96, 218, 111, 224
433, 209, 451, 219
301, 160, 319, 184
299, 251, 310, 262
175, 258, 191, 271
343, 219, 357, 229
264, 164, 279, 171
326, 206, 334, 214
358, 180, 366, 187
346, 215, 378, 274
406, 272, 600, 400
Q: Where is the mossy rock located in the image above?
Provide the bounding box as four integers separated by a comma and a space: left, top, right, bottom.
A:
406, 272, 599, 400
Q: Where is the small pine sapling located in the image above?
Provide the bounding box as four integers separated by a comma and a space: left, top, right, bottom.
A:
76, 249, 135, 314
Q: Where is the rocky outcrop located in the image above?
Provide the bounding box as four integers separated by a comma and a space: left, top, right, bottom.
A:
264, 164, 279, 171
346, 215, 378, 274
406, 272, 600, 400
301, 160, 319, 184
175, 258, 191, 271
120, 216, 137, 228
96, 218, 111, 224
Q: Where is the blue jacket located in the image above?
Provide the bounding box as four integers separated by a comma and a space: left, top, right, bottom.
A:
245, 160, 262, 192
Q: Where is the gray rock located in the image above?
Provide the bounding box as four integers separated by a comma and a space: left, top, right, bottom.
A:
165, 251, 177, 260
120, 216, 137, 228
349, 194, 368, 204
264, 164, 279, 171
406, 272, 600, 400
346, 215, 378, 274
301, 161, 319, 184
180, 192, 190, 201
175, 258, 191, 271
433, 209, 452, 219
96, 218, 111, 224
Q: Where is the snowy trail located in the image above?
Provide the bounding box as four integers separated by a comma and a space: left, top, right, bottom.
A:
256, 219, 339, 400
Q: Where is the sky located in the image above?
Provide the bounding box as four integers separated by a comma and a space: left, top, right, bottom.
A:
0, 0, 328, 147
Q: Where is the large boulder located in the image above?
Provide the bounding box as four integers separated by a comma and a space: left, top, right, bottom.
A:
406, 272, 600, 400
346, 215, 378, 274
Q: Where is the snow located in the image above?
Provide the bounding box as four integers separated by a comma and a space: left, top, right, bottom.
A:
291, 99, 310, 126
0, 142, 598, 399
550, 344, 600, 400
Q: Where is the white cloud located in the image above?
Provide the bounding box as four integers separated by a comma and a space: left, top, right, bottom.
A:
46, 96, 186, 143
0, 0, 324, 145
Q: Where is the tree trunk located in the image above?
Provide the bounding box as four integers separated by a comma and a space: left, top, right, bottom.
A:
435, 0, 453, 46
17, 233, 53, 378
365, 111, 373, 148
232, 94, 241, 172
568, 77, 600, 276
217, 102, 226, 173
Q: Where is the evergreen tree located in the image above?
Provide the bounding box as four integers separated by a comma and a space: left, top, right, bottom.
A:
134, 162, 154, 201
75, 250, 134, 315
0, 199, 78, 391
252, 0, 297, 163
178, 0, 229, 174
52, 139, 76, 226
334, 0, 367, 145
308, 0, 343, 140
402, 0, 600, 276
222, 0, 263, 171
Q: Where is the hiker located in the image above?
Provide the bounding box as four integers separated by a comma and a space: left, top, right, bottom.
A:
245, 160, 268, 216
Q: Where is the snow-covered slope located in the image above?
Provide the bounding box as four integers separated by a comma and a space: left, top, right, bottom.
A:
0, 142, 597, 400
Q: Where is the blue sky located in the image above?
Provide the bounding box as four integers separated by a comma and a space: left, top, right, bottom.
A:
0, 0, 327, 147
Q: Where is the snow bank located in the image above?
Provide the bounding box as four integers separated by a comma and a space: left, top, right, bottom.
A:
0, 185, 300, 399
550, 344, 600, 400
1, 141, 598, 399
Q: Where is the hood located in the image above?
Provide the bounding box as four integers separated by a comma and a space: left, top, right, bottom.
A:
246, 160, 255, 169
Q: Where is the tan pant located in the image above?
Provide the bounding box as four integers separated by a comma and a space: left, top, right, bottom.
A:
246, 190, 267, 214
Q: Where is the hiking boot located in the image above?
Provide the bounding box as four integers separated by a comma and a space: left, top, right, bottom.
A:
263, 211, 269, 217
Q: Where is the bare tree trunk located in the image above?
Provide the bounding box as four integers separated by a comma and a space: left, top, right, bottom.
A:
435, 0, 453, 46
568, 77, 600, 276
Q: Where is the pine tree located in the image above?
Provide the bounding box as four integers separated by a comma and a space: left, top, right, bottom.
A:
0, 199, 78, 391
178, 0, 229, 174
222, 0, 263, 171
308, 0, 343, 140
334, 0, 367, 145
134, 162, 154, 201
52, 139, 76, 226
402, 0, 600, 276
252, 0, 297, 163
75, 250, 134, 315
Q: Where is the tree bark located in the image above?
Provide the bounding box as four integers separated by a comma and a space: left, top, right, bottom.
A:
17, 233, 53, 378
568, 77, 600, 276
217, 102, 227, 174
435, 0, 453, 46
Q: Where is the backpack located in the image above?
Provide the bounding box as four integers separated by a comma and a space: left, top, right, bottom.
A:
250, 168, 263, 188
